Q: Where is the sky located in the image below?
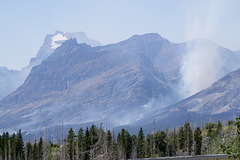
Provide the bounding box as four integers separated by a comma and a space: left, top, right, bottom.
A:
0, 0, 240, 70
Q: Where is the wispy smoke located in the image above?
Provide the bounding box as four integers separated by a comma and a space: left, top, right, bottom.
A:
181, 41, 223, 95
180, 0, 229, 96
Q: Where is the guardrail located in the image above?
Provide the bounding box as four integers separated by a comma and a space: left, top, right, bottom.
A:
129, 154, 230, 160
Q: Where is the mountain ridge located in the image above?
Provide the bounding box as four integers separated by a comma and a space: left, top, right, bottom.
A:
137, 67, 240, 129
0, 37, 179, 131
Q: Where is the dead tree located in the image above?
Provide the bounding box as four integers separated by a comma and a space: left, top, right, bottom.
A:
8, 140, 11, 160
43, 128, 48, 160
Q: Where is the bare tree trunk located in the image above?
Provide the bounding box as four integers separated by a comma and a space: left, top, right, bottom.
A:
24, 141, 27, 160
56, 125, 59, 146
76, 139, 79, 160
186, 114, 190, 156
43, 128, 48, 160
72, 138, 75, 160
61, 122, 65, 160
4, 144, 7, 160
112, 129, 115, 160
80, 145, 83, 160
8, 140, 11, 160
153, 119, 155, 157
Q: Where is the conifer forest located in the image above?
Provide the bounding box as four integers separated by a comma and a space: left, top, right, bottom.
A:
0, 118, 240, 160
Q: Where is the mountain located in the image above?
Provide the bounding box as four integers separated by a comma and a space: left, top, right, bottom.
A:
101, 33, 186, 84
25, 31, 101, 72
103, 34, 240, 96
0, 37, 179, 132
0, 31, 101, 101
138, 67, 240, 130
0, 67, 26, 100
1, 32, 240, 133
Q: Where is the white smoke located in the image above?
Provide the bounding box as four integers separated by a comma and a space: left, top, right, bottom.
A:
181, 41, 223, 95
181, 0, 228, 96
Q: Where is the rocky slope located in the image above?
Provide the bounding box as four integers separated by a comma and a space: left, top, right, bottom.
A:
0, 31, 101, 101
137, 67, 240, 130
0, 38, 178, 131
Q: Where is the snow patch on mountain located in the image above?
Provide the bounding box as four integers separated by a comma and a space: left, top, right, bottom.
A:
51, 34, 67, 49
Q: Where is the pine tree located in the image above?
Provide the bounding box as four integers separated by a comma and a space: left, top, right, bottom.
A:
137, 127, 144, 158
125, 131, 132, 159
146, 134, 151, 158
117, 132, 125, 159
84, 127, 90, 160
172, 128, 177, 156
10, 133, 16, 160
16, 129, 24, 159
77, 128, 84, 160
26, 141, 33, 160
67, 128, 75, 160
178, 127, 185, 151
38, 137, 43, 160
120, 128, 126, 159
33, 139, 38, 160
194, 127, 202, 155
89, 125, 98, 147
155, 130, 166, 156
106, 130, 112, 159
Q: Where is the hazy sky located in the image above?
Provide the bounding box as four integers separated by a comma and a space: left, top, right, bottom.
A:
0, 0, 240, 70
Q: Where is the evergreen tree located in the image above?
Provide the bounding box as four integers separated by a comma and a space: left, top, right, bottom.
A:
33, 139, 38, 160
137, 127, 144, 158
89, 125, 98, 147
217, 120, 223, 135
16, 129, 24, 159
155, 130, 166, 156
171, 128, 177, 156
84, 127, 90, 160
77, 128, 84, 160
106, 130, 113, 159
10, 133, 16, 160
194, 127, 202, 155
67, 128, 75, 160
26, 141, 32, 160
125, 131, 132, 159
117, 130, 126, 159
38, 137, 43, 160
178, 127, 185, 150
146, 134, 152, 158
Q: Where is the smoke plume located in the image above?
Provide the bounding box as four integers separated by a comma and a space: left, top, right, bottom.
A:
180, 0, 228, 96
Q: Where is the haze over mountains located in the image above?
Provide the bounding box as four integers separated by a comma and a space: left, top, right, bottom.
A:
0, 31, 101, 100
0, 31, 240, 133
138, 67, 240, 130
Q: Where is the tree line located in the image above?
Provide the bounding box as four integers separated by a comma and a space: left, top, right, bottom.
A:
0, 118, 239, 160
